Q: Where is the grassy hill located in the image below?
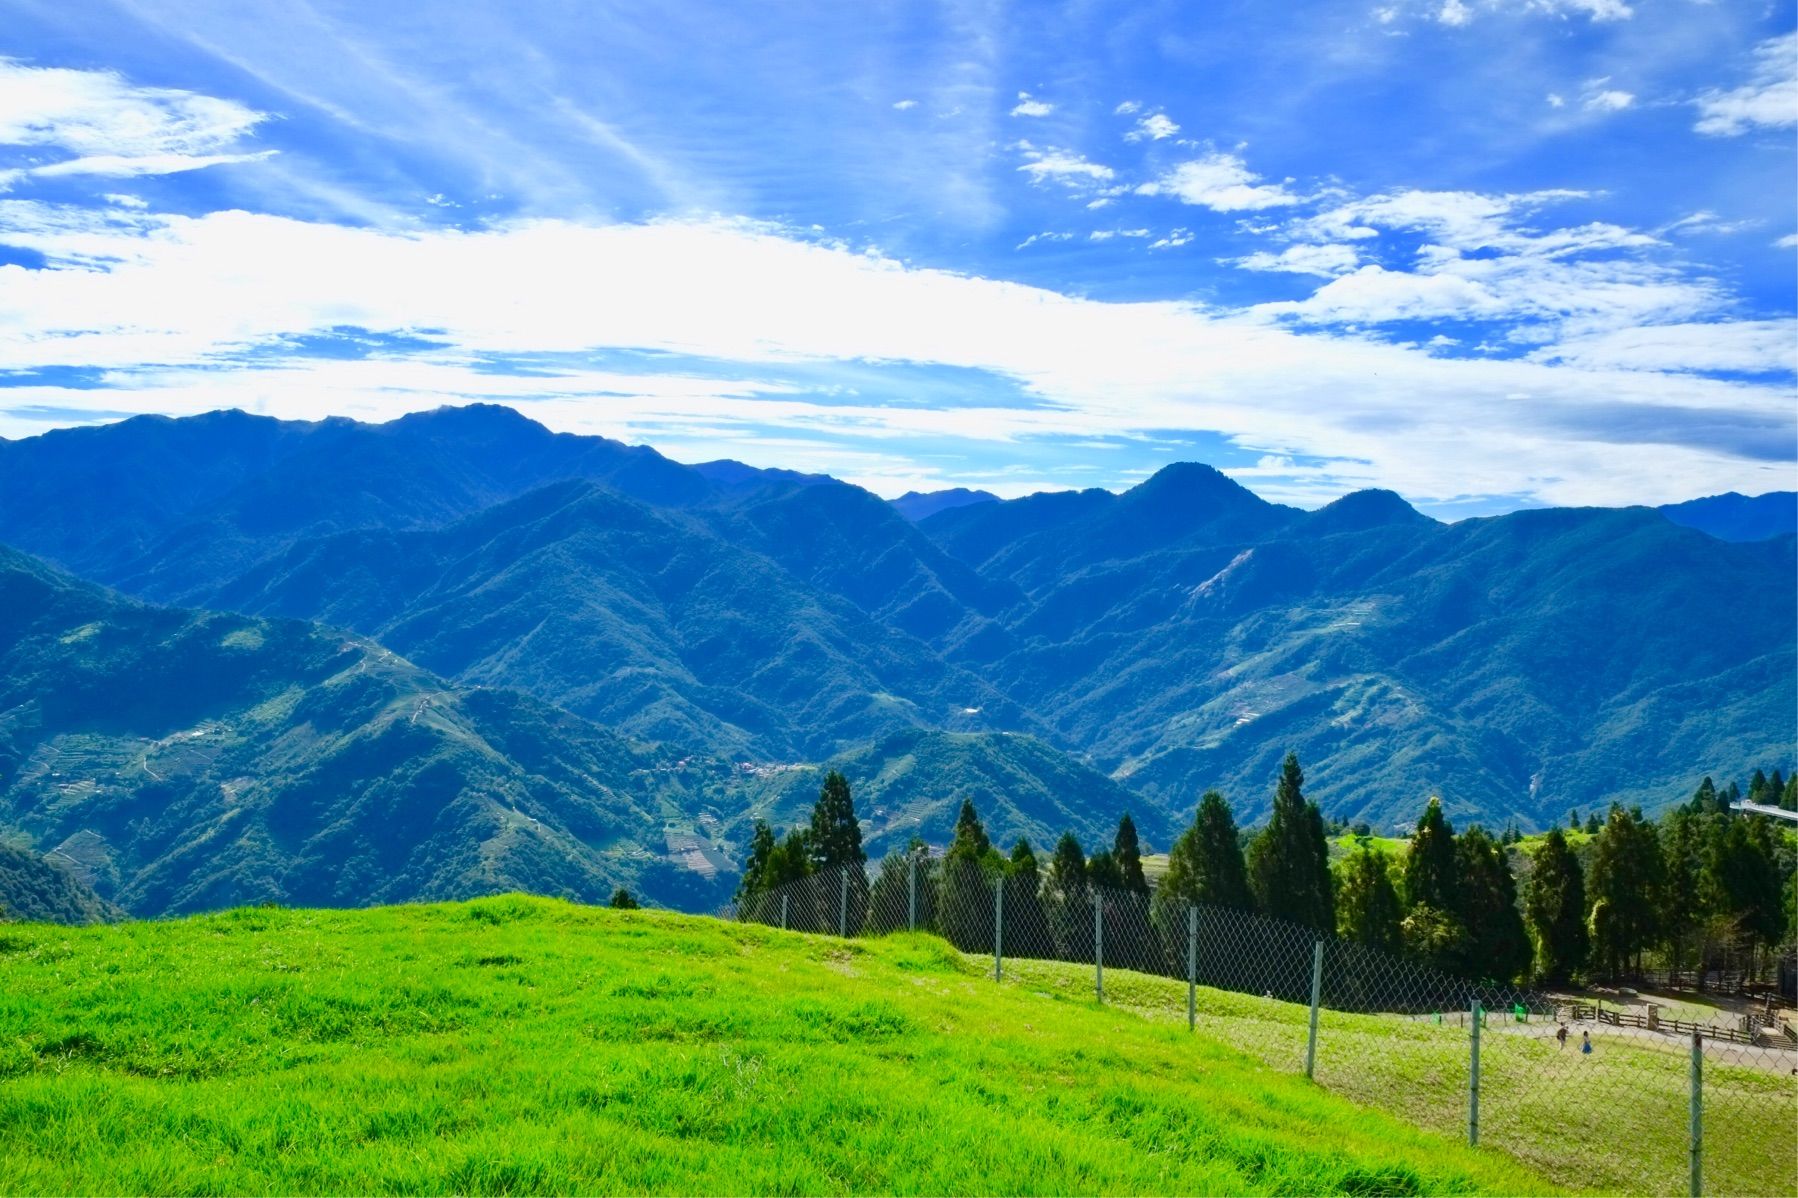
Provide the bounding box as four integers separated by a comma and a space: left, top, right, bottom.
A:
0, 898, 1548, 1195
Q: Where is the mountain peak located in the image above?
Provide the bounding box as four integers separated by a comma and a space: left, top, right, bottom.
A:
1126, 462, 1268, 510
1305, 488, 1432, 535
891, 487, 999, 522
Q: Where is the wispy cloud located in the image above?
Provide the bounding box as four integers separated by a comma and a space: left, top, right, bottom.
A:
0, 58, 274, 190
1015, 143, 1115, 187
1010, 92, 1054, 117
0, 205, 1788, 506
1694, 33, 1797, 137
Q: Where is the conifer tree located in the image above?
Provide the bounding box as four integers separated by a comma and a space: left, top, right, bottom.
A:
609, 887, 639, 910
947, 798, 992, 861
1587, 804, 1664, 977
1455, 827, 1530, 983
1086, 849, 1123, 890
1005, 837, 1046, 943
1336, 844, 1403, 955
1114, 813, 1149, 894
1658, 806, 1705, 976
1403, 797, 1460, 912
1042, 831, 1093, 959
808, 770, 866, 869
1524, 827, 1588, 985
1400, 797, 1466, 973
736, 819, 777, 899
1160, 791, 1251, 911
1247, 752, 1335, 933
937, 799, 999, 950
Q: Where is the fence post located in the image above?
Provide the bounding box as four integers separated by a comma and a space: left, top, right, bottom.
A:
1689, 1029, 1702, 1197
1186, 905, 1198, 1032
838, 868, 849, 938
907, 852, 917, 932
1093, 889, 1104, 1003
1305, 940, 1323, 1079
993, 875, 1004, 982
1469, 999, 1482, 1146
780, 893, 788, 931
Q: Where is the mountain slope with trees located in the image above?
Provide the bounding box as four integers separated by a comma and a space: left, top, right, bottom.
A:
2, 405, 1790, 838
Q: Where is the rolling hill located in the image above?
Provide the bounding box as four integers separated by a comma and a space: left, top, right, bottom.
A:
0, 897, 1547, 1194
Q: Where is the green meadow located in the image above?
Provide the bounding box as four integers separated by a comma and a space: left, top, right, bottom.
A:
0, 897, 1549, 1196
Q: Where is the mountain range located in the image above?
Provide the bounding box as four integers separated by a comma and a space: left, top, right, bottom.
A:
0, 405, 1790, 916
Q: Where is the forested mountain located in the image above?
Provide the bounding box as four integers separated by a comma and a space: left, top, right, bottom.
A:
0, 843, 119, 924
1, 406, 1791, 871
1658, 491, 1796, 543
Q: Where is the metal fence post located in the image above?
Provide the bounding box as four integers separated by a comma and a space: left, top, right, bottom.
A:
780, 893, 788, 931
993, 875, 1004, 982
1186, 905, 1198, 1032
1689, 1029, 1702, 1196
1469, 999, 1482, 1146
1093, 889, 1104, 1003
1305, 939, 1323, 1079
907, 852, 917, 932
838, 868, 849, 938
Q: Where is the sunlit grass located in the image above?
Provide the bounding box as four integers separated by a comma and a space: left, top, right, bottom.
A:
0, 897, 1550, 1195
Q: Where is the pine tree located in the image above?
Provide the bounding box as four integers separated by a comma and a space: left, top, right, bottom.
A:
1455, 826, 1530, 984
1009, 837, 1041, 884
608, 887, 639, 910
1400, 797, 1466, 973
1042, 831, 1092, 960
1160, 791, 1251, 911
1114, 813, 1149, 894
1403, 797, 1459, 911
1524, 827, 1588, 985
1658, 806, 1705, 977
1587, 804, 1664, 978
936, 800, 1000, 950
1246, 752, 1335, 932
735, 819, 776, 899
1336, 844, 1403, 955
1086, 849, 1123, 890
807, 770, 866, 870
1703, 815, 1786, 973
947, 798, 992, 861
1005, 837, 1046, 945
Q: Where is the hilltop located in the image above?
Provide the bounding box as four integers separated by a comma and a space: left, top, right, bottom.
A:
0, 897, 1546, 1195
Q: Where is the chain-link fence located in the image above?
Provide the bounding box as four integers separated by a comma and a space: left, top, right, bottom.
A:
729, 852, 1798, 1198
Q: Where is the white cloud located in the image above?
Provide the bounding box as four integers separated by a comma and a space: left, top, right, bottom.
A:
1232, 243, 1361, 277
103, 192, 148, 208
1530, 322, 1797, 375
0, 58, 273, 190
0, 204, 1788, 508
1438, 1, 1472, 26
892, 99, 918, 111
1149, 230, 1194, 250
1583, 87, 1634, 113
1546, 93, 1565, 108
1124, 112, 1180, 142
1114, 100, 1141, 115
1779, 234, 1798, 250
1694, 33, 1797, 137
1015, 145, 1115, 187
1016, 231, 1074, 249
1661, 211, 1758, 238
1136, 152, 1299, 211
1010, 92, 1054, 118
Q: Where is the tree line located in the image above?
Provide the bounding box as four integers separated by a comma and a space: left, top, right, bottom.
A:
737, 757, 1795, 989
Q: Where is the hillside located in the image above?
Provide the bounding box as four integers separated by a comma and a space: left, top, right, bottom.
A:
2, 406, 1792, 835
0, 844, 118, 924
0, 545, 728, 915
0, 897, 1546, 1194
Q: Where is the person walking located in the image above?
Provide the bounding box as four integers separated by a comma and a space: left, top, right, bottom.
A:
1556, 1023, 1568, 1050
1581, 1029, 1592, 1055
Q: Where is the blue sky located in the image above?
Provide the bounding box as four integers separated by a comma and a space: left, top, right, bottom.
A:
0, 0, 1793, 513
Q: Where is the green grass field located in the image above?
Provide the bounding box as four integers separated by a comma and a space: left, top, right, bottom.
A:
993, 957, 1795, 1197
0, 898, 1549, 1196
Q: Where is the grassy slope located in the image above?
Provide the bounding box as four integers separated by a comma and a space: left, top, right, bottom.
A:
0, 899, 1547, 1196
993, 958, 1793, 1198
